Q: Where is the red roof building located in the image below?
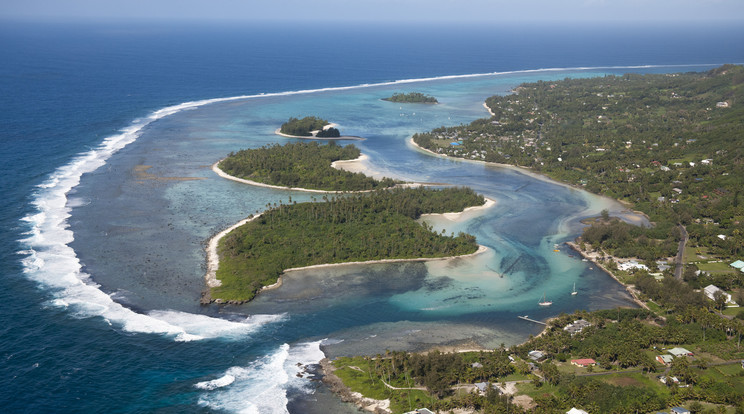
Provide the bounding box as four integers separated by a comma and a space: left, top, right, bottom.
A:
570, 358, 596, 367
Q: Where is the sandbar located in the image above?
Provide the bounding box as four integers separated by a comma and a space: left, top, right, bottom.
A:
420, 196, 496, 223
274, 123, 365, 140
407, 135, 647, 225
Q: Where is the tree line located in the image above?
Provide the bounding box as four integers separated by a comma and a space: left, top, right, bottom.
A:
279, 116, 329, 136
383, 92, 438, 104
218, 141, 399, 191
212, 187, 485, 302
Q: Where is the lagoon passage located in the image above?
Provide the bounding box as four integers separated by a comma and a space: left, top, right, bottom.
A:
61, 68, 656, 412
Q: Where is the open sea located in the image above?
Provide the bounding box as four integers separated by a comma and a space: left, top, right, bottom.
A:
1, 20, 742, 413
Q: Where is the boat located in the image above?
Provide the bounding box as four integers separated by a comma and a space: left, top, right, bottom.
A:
571, 282, 578, 296
538, 293, 552, 306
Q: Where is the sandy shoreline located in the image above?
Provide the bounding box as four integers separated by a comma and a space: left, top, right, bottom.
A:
565, 241, 649, 310
212, 161, 352, 194
483, 102, 495, 117
407, 136, 583, 193
420, 196, 496, 222
274, 123, 365, 140
214, 157, 430, 194
205, 160, 496, 301
407, 135, 649, 228
329, 153, 369, 172
203, 213, 262, 290
284, 244, 489, 275
203, 193, 493, 302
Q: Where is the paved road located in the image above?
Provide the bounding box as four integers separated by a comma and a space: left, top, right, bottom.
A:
674, 224, 689, 280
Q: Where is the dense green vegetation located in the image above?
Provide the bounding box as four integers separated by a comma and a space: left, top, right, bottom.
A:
332, 307, 744, 413
279, 116, 330, 136
413, 65, 744, 266
212, 187, 484, 302
581, 217, 680, 261
315, 126, 341, 137
218, 141, 399, 191
383, 92, 438, 104
330, 66, 744, 414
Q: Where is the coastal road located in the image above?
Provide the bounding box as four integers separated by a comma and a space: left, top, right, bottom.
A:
674, 224, 689, 280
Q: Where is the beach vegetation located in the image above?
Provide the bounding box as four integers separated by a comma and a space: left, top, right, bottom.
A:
212, 187, 484, 302
383, 92, 438, 104
218, 141, 400, 191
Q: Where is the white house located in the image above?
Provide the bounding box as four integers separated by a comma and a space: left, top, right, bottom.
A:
567, 408, 589, 414
618, 260, 649, 272
704, 284, 732, 304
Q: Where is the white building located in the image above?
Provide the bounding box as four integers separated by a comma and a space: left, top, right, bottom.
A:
618, 260, 649, 272
704, 284, 732, 304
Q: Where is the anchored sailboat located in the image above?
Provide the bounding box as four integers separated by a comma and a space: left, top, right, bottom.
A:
571, 282, 578, 296
538, 292, 552, 306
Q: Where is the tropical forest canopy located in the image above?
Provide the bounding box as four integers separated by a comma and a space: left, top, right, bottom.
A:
212, 187, 484, 302
414, 65, 744, 263
383, 92, 438, 104
279, 116, 330, 136
218, 141, 399, 191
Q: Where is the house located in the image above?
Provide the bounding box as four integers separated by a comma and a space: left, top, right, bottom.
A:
704, 284, 732, 303
656, 355, 674, 365
528, 350, 545, 361
730, 260, 744, 270
474, 382, 499, 395
563, 319, 592, 335
716, 101, 729, 108
718, 234, 727, 241
656, 261, 671, 272
618, 260, 649, 272
567, 408, 589, 414
668, 347, 694, 357
671, 407, 691, 414
570, 358, 596, 367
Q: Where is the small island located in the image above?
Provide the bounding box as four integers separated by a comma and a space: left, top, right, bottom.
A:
217, 141, 400, 192
278, 116, 341, 138
209, 187, 486, 303
383, 92, 438, 104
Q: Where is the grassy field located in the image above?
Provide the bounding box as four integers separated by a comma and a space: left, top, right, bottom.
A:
332, 356, 436, 413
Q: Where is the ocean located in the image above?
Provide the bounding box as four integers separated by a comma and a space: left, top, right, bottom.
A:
1, 20, 742, 413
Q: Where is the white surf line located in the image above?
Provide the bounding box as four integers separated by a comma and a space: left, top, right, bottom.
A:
20, 62, 725, 339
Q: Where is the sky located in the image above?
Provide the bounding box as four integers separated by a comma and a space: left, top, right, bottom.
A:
1, 0, 743, 23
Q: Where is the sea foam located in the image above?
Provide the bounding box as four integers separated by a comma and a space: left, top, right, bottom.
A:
18, 63, 715, 341
196, 340, 326, 414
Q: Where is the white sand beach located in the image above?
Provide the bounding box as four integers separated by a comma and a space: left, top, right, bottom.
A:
212, 161, 344, 193
204, 213, 262, 288
483, 102, 495, 116
420, 196, 497, 223
329, 153, 369, 174
204, 198, 492, 295
274, 123, 364, 140
207, 153, 495, 297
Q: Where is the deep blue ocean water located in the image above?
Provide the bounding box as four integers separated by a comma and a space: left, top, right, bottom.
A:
1, 20, 742, 413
